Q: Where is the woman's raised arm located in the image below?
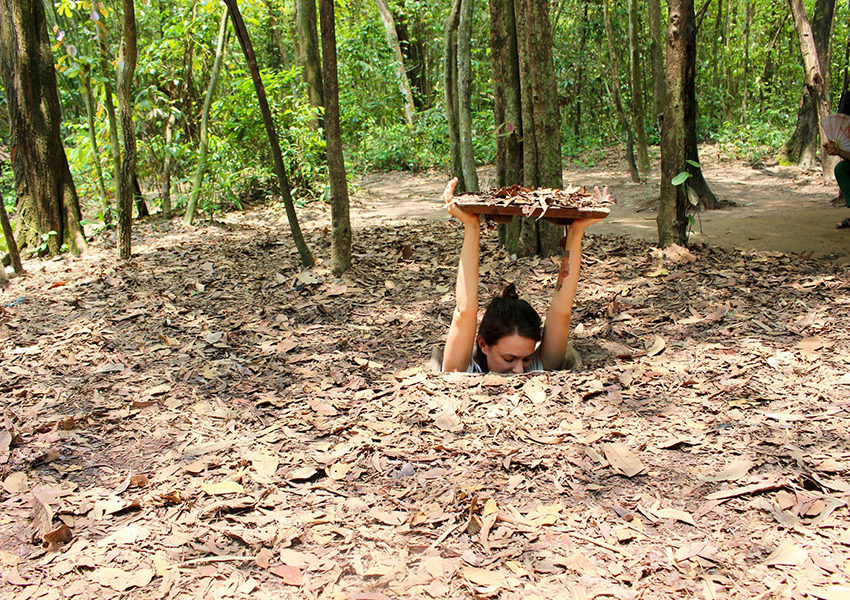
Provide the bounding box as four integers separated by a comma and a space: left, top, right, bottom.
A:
442, 178, 481, 372
539, 218, 601, 370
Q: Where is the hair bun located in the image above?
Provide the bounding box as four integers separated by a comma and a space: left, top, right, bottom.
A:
501, 283, 519, 299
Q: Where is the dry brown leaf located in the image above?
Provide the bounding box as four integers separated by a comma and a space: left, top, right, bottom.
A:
652, 507, 696, 526
201, 480, 245, 495
269, 564, 302, 586
708, 458, 753, 482
3, 472, 29, 494
601, 442, 646, 477
90, 567, 154, 591
763, 541, 808, 566
461, 566, 509, 589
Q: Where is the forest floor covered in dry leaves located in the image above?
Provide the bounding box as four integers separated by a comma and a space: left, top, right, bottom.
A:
2, 152, 850, 599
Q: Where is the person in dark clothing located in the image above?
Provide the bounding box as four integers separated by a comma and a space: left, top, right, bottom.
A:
824, 91, 850, 228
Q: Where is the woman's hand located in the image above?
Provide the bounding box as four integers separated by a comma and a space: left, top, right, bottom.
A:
824, 140, 840, 156
444, 177, 479, 228
569, 217, 604, 233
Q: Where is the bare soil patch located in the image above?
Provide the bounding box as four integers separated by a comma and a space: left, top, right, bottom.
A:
1, 153, 848, 599
354, 145, 850, 263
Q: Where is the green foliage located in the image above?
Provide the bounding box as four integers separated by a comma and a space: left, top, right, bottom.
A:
714, 109, 794, 164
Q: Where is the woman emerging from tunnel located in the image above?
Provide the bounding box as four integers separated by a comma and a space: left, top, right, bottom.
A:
441, 178, 602, 374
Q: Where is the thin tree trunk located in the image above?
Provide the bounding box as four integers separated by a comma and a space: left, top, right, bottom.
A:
295, 0, 324, 118
786, 0, 835, 183
658, 0, 691, 247
647, 0, 665, 124
318, 0, 351, 276
457, 0, 479, 192
223, 0, 314, 268
133, 173, 148, 218
444, 0, 464, 191
628, 0, 650, 173
741, 0, 752, 122
98, 33, 122, 195
375, 0, 415, 126
82, 66, 111, 221
604, 0, 640, 183
160, 110, 175, 219
117, 0, 138, 259
185, 6, 229, 225
0, 164, 23, 273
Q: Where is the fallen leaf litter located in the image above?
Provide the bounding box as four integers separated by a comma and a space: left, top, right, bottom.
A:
0, 201, 848, 599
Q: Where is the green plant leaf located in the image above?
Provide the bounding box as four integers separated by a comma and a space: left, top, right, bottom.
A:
672, 171, 691, 186
686, 159, 701, 169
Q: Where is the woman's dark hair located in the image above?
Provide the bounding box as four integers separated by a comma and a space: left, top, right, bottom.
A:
478, 283, 542, 346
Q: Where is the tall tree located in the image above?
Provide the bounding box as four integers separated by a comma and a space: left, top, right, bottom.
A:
488, 0, 521, 188
318, 0, 351, 275
780, 0, 835, 169
503, 0, 562, 257
444, 0, 465, 191
628, 0, 650, 173
223, 0, 314, 268
603, 0, 640, 183
81, 63, 111, 221
456, 0, 478, 192
658, 0, 692, 246
785, 0, 835, 182
375, 0, 416, 126
0, 0, 86, 255
185, 6, 229, 225
116, 0, 138, 259
647, 0, 665, 124
295, 0, 324, 120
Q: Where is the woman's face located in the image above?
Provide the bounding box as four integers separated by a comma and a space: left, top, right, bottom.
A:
479, 333, 538, 374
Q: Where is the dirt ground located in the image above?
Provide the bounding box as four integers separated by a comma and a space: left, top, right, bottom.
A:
353, 145, 850, 263
1, 150, 849, 599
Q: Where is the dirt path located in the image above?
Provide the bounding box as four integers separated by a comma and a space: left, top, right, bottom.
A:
352, 146, 850, 263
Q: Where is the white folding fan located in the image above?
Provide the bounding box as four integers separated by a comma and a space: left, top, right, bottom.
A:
823, 113, 850, 151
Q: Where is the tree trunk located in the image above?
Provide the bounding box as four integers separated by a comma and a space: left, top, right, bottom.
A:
98, 31, 122, 197
604, 0, 640, 183
488, 0, 522, 188
295, 0, 324, 119
457, 0, 479, 192
0, 0, 86, 255
0, 164, 23, 273
318, 0, 351, 276
628, 0, 650, 173
185, 6, 229, 225
224, 0, 314, 268
264, 0, 291, 72
133, 173, 148, 218
780, 0, 835, 170
786, 0, 835, 183
647, 0, 665, 124
506, 0, 562, 257
444, 0, 464, 191
160, 110, 175, 219
375, 0, 415, 126
658, 0, 691, 247
741, 0, 752, 122
117, 0, 138, 259
82, 66, 111, 222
